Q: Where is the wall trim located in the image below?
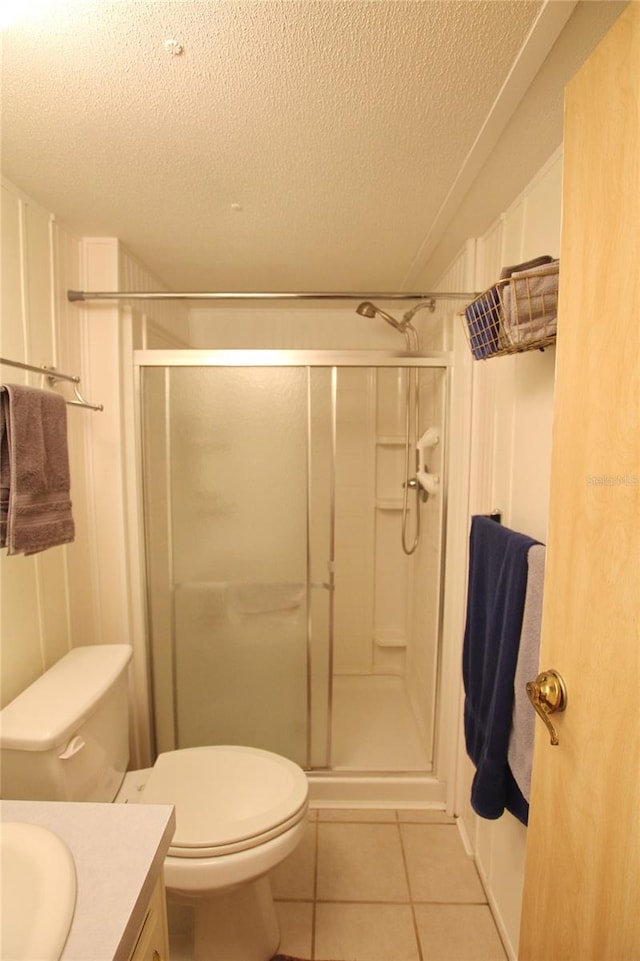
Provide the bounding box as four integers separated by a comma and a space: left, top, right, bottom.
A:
474, 844, 518, 961
403, 4, 575, 288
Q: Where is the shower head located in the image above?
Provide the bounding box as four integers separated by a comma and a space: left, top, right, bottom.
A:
355, 301, 378, 319
356, 299, 434, 331
355, 301, 405, 332
356, 300, 434, 349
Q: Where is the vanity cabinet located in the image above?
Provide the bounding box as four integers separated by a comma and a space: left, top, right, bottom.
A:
0, 800, 175, 961
128, 876, 170, 961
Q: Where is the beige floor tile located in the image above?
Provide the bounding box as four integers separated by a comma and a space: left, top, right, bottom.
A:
166, 900, 193, 961
315, 902, 420, 961
275, 901, 314, 958
414, 904, 507, 960
401, 824, 486, 903
317, 807, 397, 822
271, 821, 316, 900
317, 822, 409, 902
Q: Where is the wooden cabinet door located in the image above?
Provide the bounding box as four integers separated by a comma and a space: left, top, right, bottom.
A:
128, 878, 170, 961
519, 5, 639, 960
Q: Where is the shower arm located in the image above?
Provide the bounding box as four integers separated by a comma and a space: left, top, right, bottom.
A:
402, 300, 436, 323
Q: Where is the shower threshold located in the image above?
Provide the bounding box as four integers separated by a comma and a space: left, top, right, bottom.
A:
307, 771, 447, 810
307, 674, 445, 809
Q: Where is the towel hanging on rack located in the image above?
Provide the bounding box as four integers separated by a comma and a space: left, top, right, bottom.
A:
508, 544, 546, 803
0, 384, 75, 555
462, 515, 541, 825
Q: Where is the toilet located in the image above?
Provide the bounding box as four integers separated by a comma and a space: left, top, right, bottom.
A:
0, 644, 309, 961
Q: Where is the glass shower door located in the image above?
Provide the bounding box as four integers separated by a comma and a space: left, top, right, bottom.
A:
142, 366, 313, 766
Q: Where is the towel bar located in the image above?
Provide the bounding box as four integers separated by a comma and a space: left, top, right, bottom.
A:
0, 357, 103, 411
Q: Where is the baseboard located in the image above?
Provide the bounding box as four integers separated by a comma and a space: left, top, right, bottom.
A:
455, 818, 517, 961
473, 851, 517, 961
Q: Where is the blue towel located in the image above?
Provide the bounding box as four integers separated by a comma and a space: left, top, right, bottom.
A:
464, 286, 502, 359
462, 516, 540, 825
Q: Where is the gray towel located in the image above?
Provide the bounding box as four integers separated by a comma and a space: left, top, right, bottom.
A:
502, 261, 559, 346
0, 384, 75, 555
499, 254, 554, 281
508, 544, 546, 802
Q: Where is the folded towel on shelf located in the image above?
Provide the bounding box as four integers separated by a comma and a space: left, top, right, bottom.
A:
462, 515, 540, 825
508, 544, 546, 803
464, 286, 503, 359
499, 254, 554, 281
502, 260, 559, 347
0, 384, 75, 555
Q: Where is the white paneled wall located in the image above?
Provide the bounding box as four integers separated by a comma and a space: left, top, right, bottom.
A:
0, 180, 97, 707
79, 238, 187, 766
453, 147, 563, 960
119, 247, 190, 349
415, 240, 476, 791
0, 195, 185, 763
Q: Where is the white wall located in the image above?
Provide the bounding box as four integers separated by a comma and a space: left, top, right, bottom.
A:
78, 238, 188, 766
0, 179, 99, 707
450, 148, 563, 959
0, 193, 186, 770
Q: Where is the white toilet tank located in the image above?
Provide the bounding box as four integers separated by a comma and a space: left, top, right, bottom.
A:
0, 645, 132, 802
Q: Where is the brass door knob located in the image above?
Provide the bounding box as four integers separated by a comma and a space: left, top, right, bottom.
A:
526, 669, 567, 746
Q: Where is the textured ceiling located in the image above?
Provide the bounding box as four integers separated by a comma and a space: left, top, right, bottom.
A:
0, 0, 599, 291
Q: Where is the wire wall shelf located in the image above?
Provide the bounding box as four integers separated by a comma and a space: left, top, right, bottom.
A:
462, 261, 559, 360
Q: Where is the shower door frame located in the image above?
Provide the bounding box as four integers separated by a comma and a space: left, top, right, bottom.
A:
134, 348, 452, 773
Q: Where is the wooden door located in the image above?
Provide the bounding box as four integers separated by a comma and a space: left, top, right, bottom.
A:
519, 5, 639, 960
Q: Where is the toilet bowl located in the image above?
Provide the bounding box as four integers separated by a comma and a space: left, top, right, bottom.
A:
138, 744, 309, 960
0, 645, 309, 961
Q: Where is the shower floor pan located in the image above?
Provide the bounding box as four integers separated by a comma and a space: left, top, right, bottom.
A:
308, 675, 445, 810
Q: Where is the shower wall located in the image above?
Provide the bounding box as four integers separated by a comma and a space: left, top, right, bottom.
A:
141, 307, 447, 772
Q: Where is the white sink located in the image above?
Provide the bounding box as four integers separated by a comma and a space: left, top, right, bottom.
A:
1, 821, 76, 961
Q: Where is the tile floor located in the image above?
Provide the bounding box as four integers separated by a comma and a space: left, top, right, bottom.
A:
270, 808, 508, 961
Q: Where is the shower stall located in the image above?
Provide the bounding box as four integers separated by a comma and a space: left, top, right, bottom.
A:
136, 336, 452, 798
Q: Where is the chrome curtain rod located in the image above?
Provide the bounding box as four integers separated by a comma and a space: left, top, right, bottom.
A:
67, 290, 477, 303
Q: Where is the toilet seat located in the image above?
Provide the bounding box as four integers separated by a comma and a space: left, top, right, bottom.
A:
141, 745, 308, 858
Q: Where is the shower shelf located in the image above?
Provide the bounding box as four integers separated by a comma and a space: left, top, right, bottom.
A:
461, 260, 559, 360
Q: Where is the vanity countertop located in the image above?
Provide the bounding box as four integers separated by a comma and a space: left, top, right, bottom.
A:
0, 798, 175, 961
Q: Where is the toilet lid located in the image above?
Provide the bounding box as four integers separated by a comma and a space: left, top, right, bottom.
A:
141, 746, 308, 858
